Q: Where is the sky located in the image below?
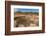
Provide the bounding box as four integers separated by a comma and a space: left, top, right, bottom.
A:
14, 8, 39, 13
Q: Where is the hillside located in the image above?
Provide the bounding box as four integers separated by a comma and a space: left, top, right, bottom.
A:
14, 12, 39, 15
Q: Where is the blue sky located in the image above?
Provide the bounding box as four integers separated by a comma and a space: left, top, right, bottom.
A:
14, 8, 39, 13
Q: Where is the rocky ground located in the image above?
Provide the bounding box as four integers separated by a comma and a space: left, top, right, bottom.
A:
14, 14, 39, 27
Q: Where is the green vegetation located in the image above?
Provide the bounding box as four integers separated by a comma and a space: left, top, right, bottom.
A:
14, 12, 39, 15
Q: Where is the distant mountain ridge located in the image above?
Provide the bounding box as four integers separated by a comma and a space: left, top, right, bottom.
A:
14, 12, 39, 15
